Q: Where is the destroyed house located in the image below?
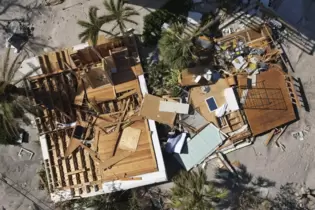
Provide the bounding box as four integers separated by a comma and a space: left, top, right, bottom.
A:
24, 35, 166, 202
159, 25, 302, 169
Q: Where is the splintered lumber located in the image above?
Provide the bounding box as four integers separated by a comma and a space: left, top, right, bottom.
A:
264, 129, 275, 146
65, 138, 82, 157
80, 144, 101, 163
118, 127, 141, 152
116, 98, 130, 131
117, 89, 137, 100
99, 150, 132, 170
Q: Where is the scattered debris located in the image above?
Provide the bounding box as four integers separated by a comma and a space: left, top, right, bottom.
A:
292, 125, 311, 141
18, 148, 34, 160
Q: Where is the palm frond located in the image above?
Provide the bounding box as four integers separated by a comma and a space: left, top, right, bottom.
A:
109, 0, 117, 12
123, 6, 137, 12
122, 18, 138, 25
123, 10, 140, 18
7, 53, 26, 83
88, 6, 99, 24
77, 6, 106, 46
78, 30, 90, 41
111, 23, 119, 32
2, 47, 11, 80
101, 0, 139, 35
77, 20, 93, 28
170, 169, 227, 210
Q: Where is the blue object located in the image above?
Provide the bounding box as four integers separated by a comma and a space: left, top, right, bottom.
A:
206, 97, 217, 111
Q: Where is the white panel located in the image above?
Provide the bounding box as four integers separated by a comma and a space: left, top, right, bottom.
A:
39, 135, 49, 160
159, 101, 190, 114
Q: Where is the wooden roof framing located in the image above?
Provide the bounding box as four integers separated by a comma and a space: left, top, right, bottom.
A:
27, 36, 158, 198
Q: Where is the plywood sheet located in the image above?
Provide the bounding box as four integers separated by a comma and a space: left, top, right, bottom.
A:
140, 94, 176, 127
118, 127, 141, 151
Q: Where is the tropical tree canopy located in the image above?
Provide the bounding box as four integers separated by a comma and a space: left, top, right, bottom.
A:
146, 61, 181, 96
170, 168, 228, 210
158, 22, 198, 69
0, 48, 37, 144
100, 0, 139, 35
78, 6, 114, 46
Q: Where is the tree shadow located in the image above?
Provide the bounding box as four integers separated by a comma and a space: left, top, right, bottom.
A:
24, 36, 56, 56
211, 164, 275, 209
273, 183, 308, 210
0, 0, 49, 51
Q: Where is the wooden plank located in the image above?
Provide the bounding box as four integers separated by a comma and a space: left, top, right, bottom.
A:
264, 129, 275, 146
66, 168, 87, 175
117, 89, 137, 100
118, 127, 141, 152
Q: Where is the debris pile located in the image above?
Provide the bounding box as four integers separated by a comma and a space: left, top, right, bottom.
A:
140, 25, 305, 170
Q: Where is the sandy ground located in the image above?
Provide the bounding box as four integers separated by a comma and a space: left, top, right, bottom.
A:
1, 0, 315, 209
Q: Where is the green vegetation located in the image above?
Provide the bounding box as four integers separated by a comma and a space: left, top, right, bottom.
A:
142, 0, 192, 46
158, 22, 198, 69
146, 62, 181, 97
78, 0, 139, 46
170, 168, 228, 210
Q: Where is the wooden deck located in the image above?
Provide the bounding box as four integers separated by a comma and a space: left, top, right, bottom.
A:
237, 68, 297, 136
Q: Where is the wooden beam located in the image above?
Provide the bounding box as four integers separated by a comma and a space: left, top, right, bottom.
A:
264, 129, 275, 146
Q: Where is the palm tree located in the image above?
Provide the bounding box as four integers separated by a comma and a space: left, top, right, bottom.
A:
0, 48, 38, 144
170, 168, 228, 210
100, 0, 139, 35
158, 22, 197, 70
78, 6, 115, 46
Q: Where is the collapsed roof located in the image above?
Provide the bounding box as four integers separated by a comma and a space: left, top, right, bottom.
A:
23, 35, 167, 202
